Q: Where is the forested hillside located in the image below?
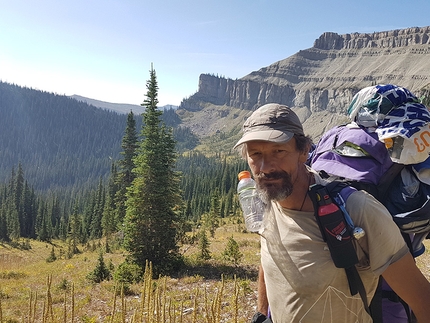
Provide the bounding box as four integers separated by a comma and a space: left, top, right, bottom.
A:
0, 82, 196, 191
0, 82, 126, 190
0, 81, 247, 249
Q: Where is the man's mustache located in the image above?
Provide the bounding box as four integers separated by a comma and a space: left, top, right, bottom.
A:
256, 171, 288, 181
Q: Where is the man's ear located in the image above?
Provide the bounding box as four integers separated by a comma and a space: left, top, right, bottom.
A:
298, 142, 310, 163
298, 150, 308, 163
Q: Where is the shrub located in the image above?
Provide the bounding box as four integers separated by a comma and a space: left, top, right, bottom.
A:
113, 261, 142, 284
46, 246, 57, 263
0, 271, 27, 279
57, 278, 71, 291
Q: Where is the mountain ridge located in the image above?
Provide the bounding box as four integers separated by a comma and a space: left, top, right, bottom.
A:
70, 95, 178, 114
2, 25, 430, 191
178, 26, 430, 141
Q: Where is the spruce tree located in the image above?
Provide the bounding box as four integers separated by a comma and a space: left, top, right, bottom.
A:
102, 163, 119, 245
86, 252, 111, 283
222, 235, 243, 266
123, 66, 183, 275
197, 229, 211, 260
115, 111, 139, 225
89, 178, 105, 239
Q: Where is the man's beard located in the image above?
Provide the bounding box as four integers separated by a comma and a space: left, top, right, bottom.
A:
255, 170, 294, 204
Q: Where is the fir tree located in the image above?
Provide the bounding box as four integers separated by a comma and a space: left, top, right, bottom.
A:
89, 178, 105, 239
197, 229, 211, 260
0, 205, 9, 241
86, 252, 111, 283
222, 235, 243, 266
123, 66, 183, 275
207, 189, 221, 237
67, 205, 81, 257
116, 111, 139, 225
102, 163, 119, 245
46, 246, 57, 263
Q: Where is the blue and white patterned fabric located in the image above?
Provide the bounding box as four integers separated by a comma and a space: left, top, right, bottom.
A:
347, 84, 430, 164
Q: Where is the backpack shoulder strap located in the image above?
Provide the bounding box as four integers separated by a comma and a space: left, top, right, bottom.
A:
309, 181, 371, 317
376, 162, 405, 203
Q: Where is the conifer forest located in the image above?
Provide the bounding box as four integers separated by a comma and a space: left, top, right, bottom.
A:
0, 72, 247, 275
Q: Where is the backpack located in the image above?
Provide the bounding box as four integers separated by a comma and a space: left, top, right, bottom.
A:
308, 124, 430, 323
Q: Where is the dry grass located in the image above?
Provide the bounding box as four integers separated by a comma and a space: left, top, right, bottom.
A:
0, 225, 260, 323
0, 226, 429, 323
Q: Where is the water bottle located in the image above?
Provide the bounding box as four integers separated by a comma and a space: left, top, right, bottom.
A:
237, 171, 265, 232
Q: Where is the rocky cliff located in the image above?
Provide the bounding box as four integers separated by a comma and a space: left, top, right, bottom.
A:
179, 26, 430, 140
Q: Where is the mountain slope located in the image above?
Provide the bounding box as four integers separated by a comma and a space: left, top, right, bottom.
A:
70, 95, 178, 115
178, 26, 430, 141
0, 83, 194, 191
70, 95, 145, 115
0, 82, 127, 190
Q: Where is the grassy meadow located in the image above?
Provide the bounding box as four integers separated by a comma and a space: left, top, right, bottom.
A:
0, 223, 429, 323
0, 223, 261, 323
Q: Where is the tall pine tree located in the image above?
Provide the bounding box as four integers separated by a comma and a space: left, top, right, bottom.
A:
123, 66, 183, 275
115, 111, 139, 226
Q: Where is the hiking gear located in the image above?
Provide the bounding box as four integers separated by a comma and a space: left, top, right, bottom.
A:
311, 123, 393, 185
308, 179, 416, 323
237, 171, 265, 232
309, 84, 430, 323
309, 184, 359, 268
233, 104, 304, 148
347, 84, 430, 165
309, 182, 371, 317
310, 134, 430, 322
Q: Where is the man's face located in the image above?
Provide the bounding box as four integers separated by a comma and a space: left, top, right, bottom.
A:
246, 139, 307, 203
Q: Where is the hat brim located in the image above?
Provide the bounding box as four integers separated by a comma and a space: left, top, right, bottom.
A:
233, 129, 294, 149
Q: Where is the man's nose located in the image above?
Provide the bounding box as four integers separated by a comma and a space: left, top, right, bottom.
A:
259, 156, 275, 174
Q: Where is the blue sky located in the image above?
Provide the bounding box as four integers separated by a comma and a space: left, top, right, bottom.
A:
1, 0, 429, 106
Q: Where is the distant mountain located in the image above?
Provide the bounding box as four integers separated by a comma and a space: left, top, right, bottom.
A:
70, 95, 178, 115
179, 26, 430, 141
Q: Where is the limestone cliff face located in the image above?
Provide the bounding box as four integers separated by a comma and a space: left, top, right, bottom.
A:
179, 26, 430, 139
314, 27, 430, 50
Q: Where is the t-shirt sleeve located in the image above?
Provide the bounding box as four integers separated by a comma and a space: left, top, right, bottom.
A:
345, 190, 409, 276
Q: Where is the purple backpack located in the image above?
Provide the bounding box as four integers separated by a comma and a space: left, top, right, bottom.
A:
311, 124, 393, 185
309, 123, 430, 323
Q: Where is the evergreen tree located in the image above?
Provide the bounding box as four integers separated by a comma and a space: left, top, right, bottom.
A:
102, 163, 119, 249
115, 111, 139, 226
67, 205, 81, 257
197, 229, 211, 260
123, 66, 183, 275
86, 252, 111, 283
201, 189, 221, 238
36, 199, 51, 242
90, 178, 105, 239
222, 235, 243, 266
46, 246, 57, 263
0, 204, 9, 241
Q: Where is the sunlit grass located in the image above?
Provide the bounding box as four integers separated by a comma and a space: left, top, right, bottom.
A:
3, 227, 427, 322
0, 225, 261, 322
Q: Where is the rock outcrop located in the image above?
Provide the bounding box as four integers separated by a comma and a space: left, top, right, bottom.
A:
179, 26, 430, 139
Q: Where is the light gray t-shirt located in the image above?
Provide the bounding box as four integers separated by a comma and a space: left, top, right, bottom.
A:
260, 175, 409, 323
